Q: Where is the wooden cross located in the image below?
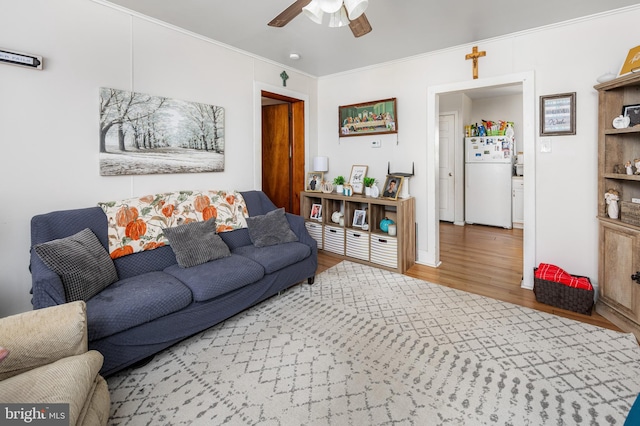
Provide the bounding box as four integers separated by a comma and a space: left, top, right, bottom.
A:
465, 46, 486, 79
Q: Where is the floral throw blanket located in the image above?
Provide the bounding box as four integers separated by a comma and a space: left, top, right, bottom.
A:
98, 190, 248, 259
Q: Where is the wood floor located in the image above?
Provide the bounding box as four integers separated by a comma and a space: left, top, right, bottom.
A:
317, 222, 620, 332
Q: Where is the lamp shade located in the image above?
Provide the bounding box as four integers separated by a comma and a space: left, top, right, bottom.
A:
302, 1, 324, 24
312, 156, 329, 172
344, 0, 368, 20
318, 0, 343, 14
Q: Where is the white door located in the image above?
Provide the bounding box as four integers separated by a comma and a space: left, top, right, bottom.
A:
439, 114, 456, 222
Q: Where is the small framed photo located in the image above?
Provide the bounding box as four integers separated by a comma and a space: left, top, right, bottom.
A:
382, 175, 403, 200
623, 104, 640, 127
540, 92, 576, 136
310, 203, 322, 220
339, 98, 398, 137
353, 209, 366, 228
349, 165, 368, 194
306, 172, 323, 192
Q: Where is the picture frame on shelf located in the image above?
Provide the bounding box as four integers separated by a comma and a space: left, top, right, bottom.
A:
306, 172, 323, 192
310, 203, 322, 221
348, 165, 368, 194
382, 175, 403, 200
623, 104, 640, 127
339, 98, 397, 137
353, 209, 366, 228
540, 92, 576, 136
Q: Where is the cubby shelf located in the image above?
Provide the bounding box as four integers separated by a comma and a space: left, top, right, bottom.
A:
300, 191, 415, 273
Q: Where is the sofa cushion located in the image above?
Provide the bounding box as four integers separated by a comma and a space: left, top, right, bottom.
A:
219, 228, 253, 250
246, 208, 298, 247
33, 228, 118, 302
163, 218, 231, 268
0, 351, 104, 425
86, 271, 192, 341
233, 242, 311, 274
164, 254, 264, 302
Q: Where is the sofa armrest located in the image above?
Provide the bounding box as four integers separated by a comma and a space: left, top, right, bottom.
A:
286, 213, 318, 253
0, 301, 88, 381
30, 249, 67, 309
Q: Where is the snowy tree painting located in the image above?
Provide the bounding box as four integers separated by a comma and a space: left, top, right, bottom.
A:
99, 87, 224, 175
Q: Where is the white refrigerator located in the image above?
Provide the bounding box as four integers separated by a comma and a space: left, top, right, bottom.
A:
465, 136, 514, 229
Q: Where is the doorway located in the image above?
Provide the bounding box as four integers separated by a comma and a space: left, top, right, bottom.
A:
426, 72, 536, 289
261, 91, 305, 215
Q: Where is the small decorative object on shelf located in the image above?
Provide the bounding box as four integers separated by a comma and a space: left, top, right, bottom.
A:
626, 161, 634, 175
605, 189, 620, 219
333, 175, 345, 194
343, 184, 353, 196
331, 211, 343, 224
380, 217, 394, 233
321, 182, 334, 193
363, 176, 377, 196
596, 72, 616, 84
613, 115, 631, 129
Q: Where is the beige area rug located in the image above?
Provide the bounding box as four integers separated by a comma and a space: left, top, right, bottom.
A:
107, 261, 640, 425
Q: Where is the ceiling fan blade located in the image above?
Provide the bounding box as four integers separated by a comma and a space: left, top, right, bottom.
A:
349, 12, 372, 37
268, 0, 312, 27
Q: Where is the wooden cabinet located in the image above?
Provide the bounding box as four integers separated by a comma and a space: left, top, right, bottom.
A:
300, 191, 415, 273
595, 73, 640, 340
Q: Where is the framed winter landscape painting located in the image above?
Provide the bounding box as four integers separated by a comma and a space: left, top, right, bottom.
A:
99, 87, 225, 175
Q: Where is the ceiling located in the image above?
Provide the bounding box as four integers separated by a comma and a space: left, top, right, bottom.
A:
103, 0, 637, 77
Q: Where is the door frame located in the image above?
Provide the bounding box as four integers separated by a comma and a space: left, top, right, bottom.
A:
253, 82, 310, 192
425, 71, 536, 289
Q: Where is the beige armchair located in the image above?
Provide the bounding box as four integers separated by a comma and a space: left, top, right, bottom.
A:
0, 301, 110, 425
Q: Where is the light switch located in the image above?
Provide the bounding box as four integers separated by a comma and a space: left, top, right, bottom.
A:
540, 138, 552, 153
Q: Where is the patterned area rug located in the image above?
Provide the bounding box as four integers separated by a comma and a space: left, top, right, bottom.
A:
107, 261, 640, 425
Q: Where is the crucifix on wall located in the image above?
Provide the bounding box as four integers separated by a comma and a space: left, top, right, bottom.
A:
465, 46, 486, 79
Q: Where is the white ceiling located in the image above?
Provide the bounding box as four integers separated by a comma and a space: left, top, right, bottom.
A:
103, 0, 638, 77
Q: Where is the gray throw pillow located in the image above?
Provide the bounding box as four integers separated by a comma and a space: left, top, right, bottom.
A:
34, 228, 118, 302
163, 218, 231, 268
246, 208, 298, 248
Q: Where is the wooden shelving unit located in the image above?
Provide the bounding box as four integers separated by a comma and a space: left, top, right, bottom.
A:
300, 191, 415, 273
595, 72, 640, 340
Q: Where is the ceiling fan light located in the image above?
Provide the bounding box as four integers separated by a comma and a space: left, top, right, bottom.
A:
318, 0, 343, 14
328, 7, 349, 28
344, 0, 368, 20
302, 1, 324, 24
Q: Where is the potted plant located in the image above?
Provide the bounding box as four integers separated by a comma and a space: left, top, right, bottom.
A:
333, 175, 345, 194
363, 177, 377, 196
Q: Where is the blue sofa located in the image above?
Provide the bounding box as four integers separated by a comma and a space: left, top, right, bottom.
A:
29, 191, 317, 376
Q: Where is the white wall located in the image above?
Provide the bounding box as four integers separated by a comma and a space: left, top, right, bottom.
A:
317, 7, 639, 284
0, 0, 317, 316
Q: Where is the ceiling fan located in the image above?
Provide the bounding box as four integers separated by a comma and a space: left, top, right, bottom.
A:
268, 0, 372, 38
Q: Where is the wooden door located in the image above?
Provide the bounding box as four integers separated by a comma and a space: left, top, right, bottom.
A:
261, 92, 305, 215
262, 103, 292, 212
